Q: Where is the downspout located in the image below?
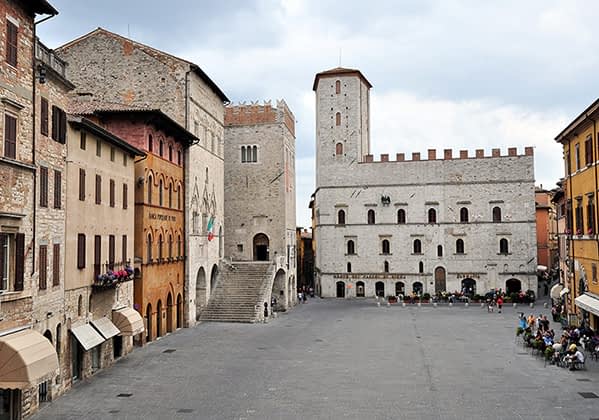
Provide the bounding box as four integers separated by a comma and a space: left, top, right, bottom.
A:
567, 137, 575, 315
31, 13, 57, 275
183, 68, 191, 325
591, 117, 599, 284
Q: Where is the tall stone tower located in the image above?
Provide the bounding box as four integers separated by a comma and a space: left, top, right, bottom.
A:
313, 67, 372, 188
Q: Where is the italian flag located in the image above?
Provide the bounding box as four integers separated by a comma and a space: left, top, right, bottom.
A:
207, 217, 215, 241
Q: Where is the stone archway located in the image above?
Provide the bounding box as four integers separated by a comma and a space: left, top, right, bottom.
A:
395, 282, 405, 295
413, 282, 423, 294
434, 267, 446, 293
166, 293, 174, 333
196, 267, 207, 319
210, 264, 219, 293
146, 303, 152, 343
336, 281, 345, 298
176, 294, 183, 329
375, 281, 385, 297
356, 281, 365, 297
272, 269, 286, 310
461, 278, 476, 296
253, 233, 269, 261
156, 300, 163, 338
506, 278, 522, 294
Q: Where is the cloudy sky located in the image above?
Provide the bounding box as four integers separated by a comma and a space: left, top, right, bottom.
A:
38, 1, 599, 227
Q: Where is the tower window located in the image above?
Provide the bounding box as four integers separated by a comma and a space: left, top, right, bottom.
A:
384, 261, 389, 273
382, 239, 390, 254
335, 80, 341, 94
456, 239, 464, 254
437, 245, 443, 257
397, 209, 406, 224
347, 262, 351, 273
336, 142, 343, 155
492, 206, 502, 222
413, 239, 422, 254
367, 209, 375, 225
499, 238, 509, 254
347, 240, 355, 255
460, 207, 469, 223
337, 209, 346, 225
428, 208, 437, 223
336, 112, 341, 126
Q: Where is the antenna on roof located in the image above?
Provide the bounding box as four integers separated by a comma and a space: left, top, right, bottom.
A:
338, 48, 342, 67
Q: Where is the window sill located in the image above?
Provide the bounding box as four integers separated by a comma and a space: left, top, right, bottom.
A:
0, 156, 36, 171
454, 253, 467, 255
497, 253, 511, 256
344, 254, 357, 257
380, 253, 392, 256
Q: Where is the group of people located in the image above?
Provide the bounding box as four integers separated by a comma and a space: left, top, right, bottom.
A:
487, 295, 504, 313
518, 312, 598, 371
297, 286, 314, 303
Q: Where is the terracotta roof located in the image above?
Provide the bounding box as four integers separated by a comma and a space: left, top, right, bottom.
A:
555, 98, 599, 142
312, 67, 373, 91
57, 28, 229, 103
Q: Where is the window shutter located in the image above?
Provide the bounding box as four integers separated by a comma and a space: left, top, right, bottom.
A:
109, 179, 115, 207
109, 235, 115, 269
94, 235, 101, 278
59, 108, 66, 144
123, 183, 128, 209
54, 170, 61, 209
51, 106, 58, 141
39, 166, 48, 207
0, 234, 6, 284
6, 21, 17, 67
40, 98, 49, 136
95, 174, 101, 204
4, 114, 17, 159
39, 245, 47, 290
14, 232, 25, 290
77, 234, 86, 269
79, 169, 85, 201
53, 243, 60, 286
122, 235, 127, 264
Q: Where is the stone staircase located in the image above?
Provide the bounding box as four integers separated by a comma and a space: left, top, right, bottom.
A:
199, 261, 274, 323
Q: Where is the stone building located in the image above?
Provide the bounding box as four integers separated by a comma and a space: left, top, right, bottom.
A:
223, 101, 297, 310
70, 101, 197, 343
63, 113, 144, 388
56, 28, 228, 326
312, 68, 538, 299
0, 2, 64, 419
535, 187, 558, 271
555, 98, 599, 329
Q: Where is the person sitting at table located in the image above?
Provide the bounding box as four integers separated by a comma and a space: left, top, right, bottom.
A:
564, 345, 585, 370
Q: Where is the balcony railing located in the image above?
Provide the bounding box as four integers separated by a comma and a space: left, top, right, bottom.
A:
92, 261, 134, 289
35, 40, 67, 78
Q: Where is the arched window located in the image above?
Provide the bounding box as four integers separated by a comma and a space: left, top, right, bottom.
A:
147, 233, 153, 262
148, 134, 153, 152
384, 261, 389, 273
159, 179, 163, 206
419, 261, 424, 273
335, 80, 341, 94
499, 238, 509, 254
241, 146, 246, 162
437, 245, 443, 257
168, 234, 173, 259
413, 239, 422, 254
397, 209, 406, 224
493, 206, 502, 222
158, 234, 163, 262
347, 240, 355, 255
168, 182, 173, 208
456, 239, 464, 254
168, 145, 173, 161
336, 142, 343, 155
347, 262, 351, 273
367, 209, 375, 225
337, 209, 346, 225
147, 175, 153, 204
159, 140, 164, 157
335, 112, 341, 126
252, 146, 258, 162
428, 208, 437, 223
382, 239, 390, 254
460, 207, 469, 223
178, 187, 181, 210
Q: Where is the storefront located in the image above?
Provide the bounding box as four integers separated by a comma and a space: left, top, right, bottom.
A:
574, 292, 599, 330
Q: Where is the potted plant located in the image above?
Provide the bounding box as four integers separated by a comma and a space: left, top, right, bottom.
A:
516, 327, 524, 336
422, 293, 431, 303
388, 295, 397, 304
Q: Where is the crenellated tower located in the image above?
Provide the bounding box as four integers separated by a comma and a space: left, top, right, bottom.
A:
313, 67, 372, 188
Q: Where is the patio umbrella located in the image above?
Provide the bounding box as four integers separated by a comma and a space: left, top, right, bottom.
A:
550, 284, 563, 300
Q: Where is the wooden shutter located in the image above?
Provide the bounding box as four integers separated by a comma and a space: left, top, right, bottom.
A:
108, 235, 115, 269
39, 245, 47, 290
14, 232, 24, 290
59, 108, 66, 144
52, 243, 60, 286
39, 166, 48, 207
122, 235, 127, 264
109, 179, 115, 207
95, 174, 101, 204
4, 114, 16, 159
40, 98, 49, 136
123, 183, 128, 209
94, 235, 101, 277
77, 234, 86, 269
0, 234, 6, 287
79, 169, 85, 201
51, 106, 58, 141
6, 21, 17, 67
54, 170, 61, 209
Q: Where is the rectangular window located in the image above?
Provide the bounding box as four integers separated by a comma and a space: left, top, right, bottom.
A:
52, 243, 60, 286
96, 138, 101, 157
575, 200, 584, 234
94, 235, 101, 278
79, 168, 85, 201
575, 143, 580, 171
4, 114, 17, 159
53, 170, 61, 209
108, 235, 115, 270
39, 166, 48, 207
40, 97, 49, 136
566, 200, 573, 232
14, 233, 24, 290
122, 183, 128, 209
80, 131, 86, 150
95, 174, 101, 204
0, 233, 8, 291
6, 20, 17, 67
39, 245, 47, 290
585, 136, 593, 166
77, 234, 86, 269
51, 106, 66, 143
123, 153, 127, 166
122, 235, 127, 264
110, 147, 115, 162
109, 179, 115, 207
587, 198, 595, 234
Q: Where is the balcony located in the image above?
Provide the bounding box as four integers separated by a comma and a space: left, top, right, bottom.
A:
92, 261, 134, 290
35, 40, 67, 79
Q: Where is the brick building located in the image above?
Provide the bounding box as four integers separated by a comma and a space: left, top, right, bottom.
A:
312, 68, 538, 299
56, 28, 228, 326
0, 2, 65, 419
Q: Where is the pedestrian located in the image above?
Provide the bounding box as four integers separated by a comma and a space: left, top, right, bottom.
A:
302, 292, 307, 303
264, 302, 269, 318
298, 291, 303, 302
497, 296, 503, 313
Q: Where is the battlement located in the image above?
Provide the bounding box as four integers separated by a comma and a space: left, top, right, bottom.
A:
225, 99, 295, 136
362, 146, 534, 163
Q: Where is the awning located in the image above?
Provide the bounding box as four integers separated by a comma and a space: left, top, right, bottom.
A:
560, 288, 570, 297
71, 324, 105, 351
112, 307, 144, 336
91, 317, 120, 340
550, 284, 564, 300
0, 329, 59, 388
537, 265, 548, 272
575, 293, 599, 317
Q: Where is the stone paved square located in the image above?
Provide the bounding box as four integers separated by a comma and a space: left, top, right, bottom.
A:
33, 299, 598, 420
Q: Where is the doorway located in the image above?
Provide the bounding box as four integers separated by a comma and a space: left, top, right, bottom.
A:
253, 233, 269, 261
156, 300, 163, 338
113, 336, 123, 359
395, 282, 405, 295
356, 281, 365, 297
506, 278, 522, 294
434, 267, 446, 293
71, 335, 82, 381
375, 281, 385, 297
336, 281, 345, 298
166, 293, 174, 333
146, 303, 152, 343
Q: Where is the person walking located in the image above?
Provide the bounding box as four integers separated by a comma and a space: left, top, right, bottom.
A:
497, 296, 503, 313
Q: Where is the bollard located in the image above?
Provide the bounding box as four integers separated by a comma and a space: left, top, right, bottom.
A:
543, 302, 548, 308
449, 302, 453, 307
377, 302, 381, 307
529, 302, 534, 308
417, 302, 421, 307
387, 302, 391, 307
433, 302, 437, 307
481, 303, 485, 308
465, 302, 469, 307
402, 302, 406, 307
513, 303, 517, 308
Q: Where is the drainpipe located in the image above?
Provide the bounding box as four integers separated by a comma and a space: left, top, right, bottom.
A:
183, 68, 191, 325
591, 117, 599, 276
567, 137, 575, 316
